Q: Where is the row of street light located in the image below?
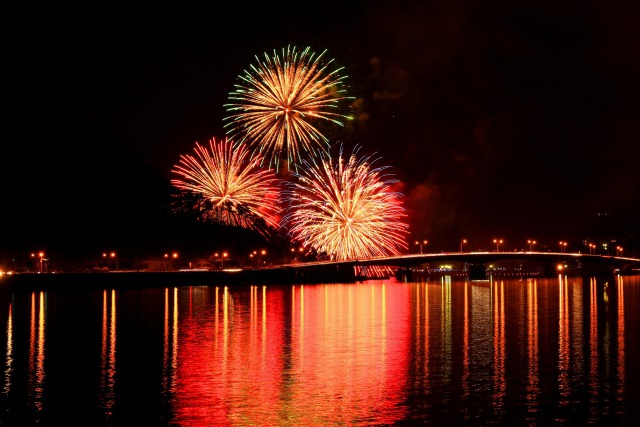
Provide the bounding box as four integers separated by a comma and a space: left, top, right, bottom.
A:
103, 251, 118, 270
248, 249, 268, 268
415, 238, 506, 253
22, 238, 626, 274
412, 239, 624, 255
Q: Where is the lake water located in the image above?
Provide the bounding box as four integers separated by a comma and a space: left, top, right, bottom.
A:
1, 274, 638, 426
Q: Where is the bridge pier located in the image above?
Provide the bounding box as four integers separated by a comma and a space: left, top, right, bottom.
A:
468, 264, 487, 281
395, 268, 412, 282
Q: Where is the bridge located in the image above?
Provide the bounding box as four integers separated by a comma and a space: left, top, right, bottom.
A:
283, 251, 640, 281
2, 252, 639, 292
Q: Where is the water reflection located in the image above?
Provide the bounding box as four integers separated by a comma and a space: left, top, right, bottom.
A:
461, 281, 469, 401
558, 275, 569, 403
3, 301, 12, 396
99, 289, 117, 418
28, 291, 46, 417
162, 287, 179, 400
493, 279, 506, 417
588, 277, 599, 423
616, 275, 625, 416
164, 282, 411, 425
525, 278, 539, 416
0, 275, 638, 425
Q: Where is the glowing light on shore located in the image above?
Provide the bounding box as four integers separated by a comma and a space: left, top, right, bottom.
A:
224, 45, 354, 172
284, 145, 408, 263
171, 138, 280, 234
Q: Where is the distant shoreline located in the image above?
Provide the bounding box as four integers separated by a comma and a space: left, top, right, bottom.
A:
0, 268, 360, 293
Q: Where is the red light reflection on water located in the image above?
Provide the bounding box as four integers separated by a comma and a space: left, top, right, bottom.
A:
525, 279, 539, 413
558, 275, 570, 402
99, 289, 117, 418
0, 275, 638, 424
492, 280, 506, 416
28, 292, 45, 416
3, 303, 13, 397
616, 276, 625, 411
589, 277, 599, 419
164, 282, 410, 425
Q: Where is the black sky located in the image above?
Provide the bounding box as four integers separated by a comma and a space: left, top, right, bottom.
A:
3, 1, 639, 265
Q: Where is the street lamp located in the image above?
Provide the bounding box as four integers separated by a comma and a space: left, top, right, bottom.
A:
559, 241, 567, 253
493, 239, 503, 252
414, 240, 428, 254
289, 246, 305, 263
527, 240, 536, 252
460, 239, 467, 253
111, 251, 118, 271
164, 252, 178, 270
616, 246, 623, 257
38, 251, 45, 273
222, 251, 228, 269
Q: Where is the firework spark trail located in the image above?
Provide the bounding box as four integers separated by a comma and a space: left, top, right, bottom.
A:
171, 138, 280, 233
224, 45, 354, 171
284, 146, 408, 262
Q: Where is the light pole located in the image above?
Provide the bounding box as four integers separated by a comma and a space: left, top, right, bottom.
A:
493, 239, 503, 252
527, 240, 536, 252
39, 251, 45, 273
414, 240, 428, 254
111, 251, 117, 271
164, 252, 178, 270
559, 241, 567, 253
222, 251, 228, 269
616, 246, 623, 257
289, 246, 304, 263
460, 239, 467, 253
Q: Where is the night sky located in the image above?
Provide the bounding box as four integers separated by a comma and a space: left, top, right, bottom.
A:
3, 1, 639, 267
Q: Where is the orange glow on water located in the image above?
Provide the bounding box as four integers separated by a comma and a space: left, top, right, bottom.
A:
462, 281, 470, 399
3, 302, 12, 396
525, 279, 539, 413
99, 289, 117, 418
165, 282, 410, 425
492, 280, 506, 414
28, 292, 46, 416
588, 277, 599, 421
558, 275, 570, 402
617, 276, 625, 406
0, 275, 638, 424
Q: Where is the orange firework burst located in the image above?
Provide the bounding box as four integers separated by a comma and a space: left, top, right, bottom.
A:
171, 137, 280, 235
224, 45, 354, 172
284, 145, 408, 263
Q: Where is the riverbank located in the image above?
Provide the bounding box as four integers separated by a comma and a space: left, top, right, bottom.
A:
0, 267, 362, 293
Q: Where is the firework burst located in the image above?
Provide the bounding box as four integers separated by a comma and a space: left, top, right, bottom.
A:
171, 137, 280, 235
224, 45, 354, 172
284, 145, 408, 263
